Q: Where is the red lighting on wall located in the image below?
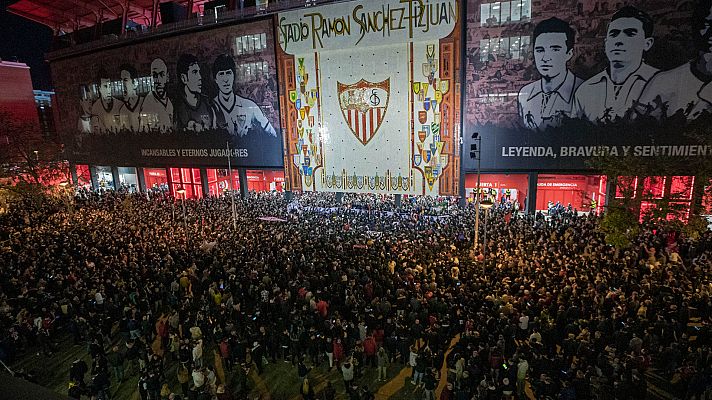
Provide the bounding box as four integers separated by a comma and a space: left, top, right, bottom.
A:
169, 168, 202, 199
615, 176, 638, 199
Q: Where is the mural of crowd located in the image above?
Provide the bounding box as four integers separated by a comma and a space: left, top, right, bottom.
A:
79, 53, 277, 138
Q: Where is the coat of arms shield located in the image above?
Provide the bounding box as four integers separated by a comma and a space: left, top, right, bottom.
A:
337, 78, 390, 145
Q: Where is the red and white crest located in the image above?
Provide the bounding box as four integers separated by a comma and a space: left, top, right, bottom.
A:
337, 78, 390, 145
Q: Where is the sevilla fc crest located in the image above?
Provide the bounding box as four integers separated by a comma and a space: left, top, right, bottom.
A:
338, 78, 390, 145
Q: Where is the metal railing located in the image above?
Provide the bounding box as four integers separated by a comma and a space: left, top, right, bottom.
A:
47, 0, 345, 60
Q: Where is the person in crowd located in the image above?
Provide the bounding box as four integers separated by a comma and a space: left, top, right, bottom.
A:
0, 189, 709, 400
376, 346, 389, 382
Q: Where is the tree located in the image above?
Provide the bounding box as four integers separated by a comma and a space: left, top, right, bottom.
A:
0, 110, 69, 205
586, 118, 712, 248
598, 204, 640, 249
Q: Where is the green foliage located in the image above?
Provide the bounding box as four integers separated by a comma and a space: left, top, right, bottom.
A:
683, 214, 709, 241
599, 205, 640, 249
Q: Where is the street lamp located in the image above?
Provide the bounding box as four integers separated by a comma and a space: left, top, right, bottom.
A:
480, 199, 494, 263
470, 132, 482, 254
176, 188, 188, 234
225, 141, 238, 231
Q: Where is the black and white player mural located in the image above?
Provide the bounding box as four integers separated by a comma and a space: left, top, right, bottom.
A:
465, 0, 712, 170
174, 53, 215, 133
139, 58, 173, 133
211, 54, 276, 138
51, 20, 282, 168
78, 53, 276, 138
89, 70, 120, 134
518, 17, 583, 130
638, 1, 712, 120
118, 64, 142, 131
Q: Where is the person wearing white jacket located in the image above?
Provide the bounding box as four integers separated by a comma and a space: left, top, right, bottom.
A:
193, 339, 203, 368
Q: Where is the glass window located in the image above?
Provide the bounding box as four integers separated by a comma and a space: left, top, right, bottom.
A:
615, 176, 638, 198
181, 168, 192, 183
173, 184, 184, 195
639, 201, 658, 222
510, 37, 521, 59
670, 176, 694, 200
76, 164, 92, 188
490, 2, 501, 25
511, 0, 521, 21
520, 36, 531, 60
520, 0, 531, 19
498, 37, 510, 58
490, 37, 501, 57
170, 168, 181, 182
480, 1, 532, 26
480, 39, 491, 62
481, 3, 490, 27
94, 166, 114, 190
642, 176, 665, 199
668, 202, 691, 222
192, 168, 202, 184
480, 36, 528, 61
500, 1, 511, 23
236, 36, 245, 55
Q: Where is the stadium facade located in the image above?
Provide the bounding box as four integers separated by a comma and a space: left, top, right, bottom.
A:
8, 0, 708, 217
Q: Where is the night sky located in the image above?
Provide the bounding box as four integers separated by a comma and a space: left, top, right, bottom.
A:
1, 3, 54, 90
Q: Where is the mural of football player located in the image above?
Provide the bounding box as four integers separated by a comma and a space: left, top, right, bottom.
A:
573, 6, 659, 123
78, 97, 92, 134
90, 70, 120, 133
212, 54, 276, 137
638, 0, 712, 120
118, 64, 141, 131
139, 58, 174, 132
518, 17, 583, 130
174, 54, 214, 132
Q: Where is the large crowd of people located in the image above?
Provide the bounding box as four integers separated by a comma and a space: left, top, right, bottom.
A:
0, 190, 710, 400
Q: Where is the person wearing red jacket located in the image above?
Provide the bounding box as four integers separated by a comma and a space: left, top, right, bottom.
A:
333, 339, 344, 365
316, 299, 329, 318
363, 335, 377, 367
